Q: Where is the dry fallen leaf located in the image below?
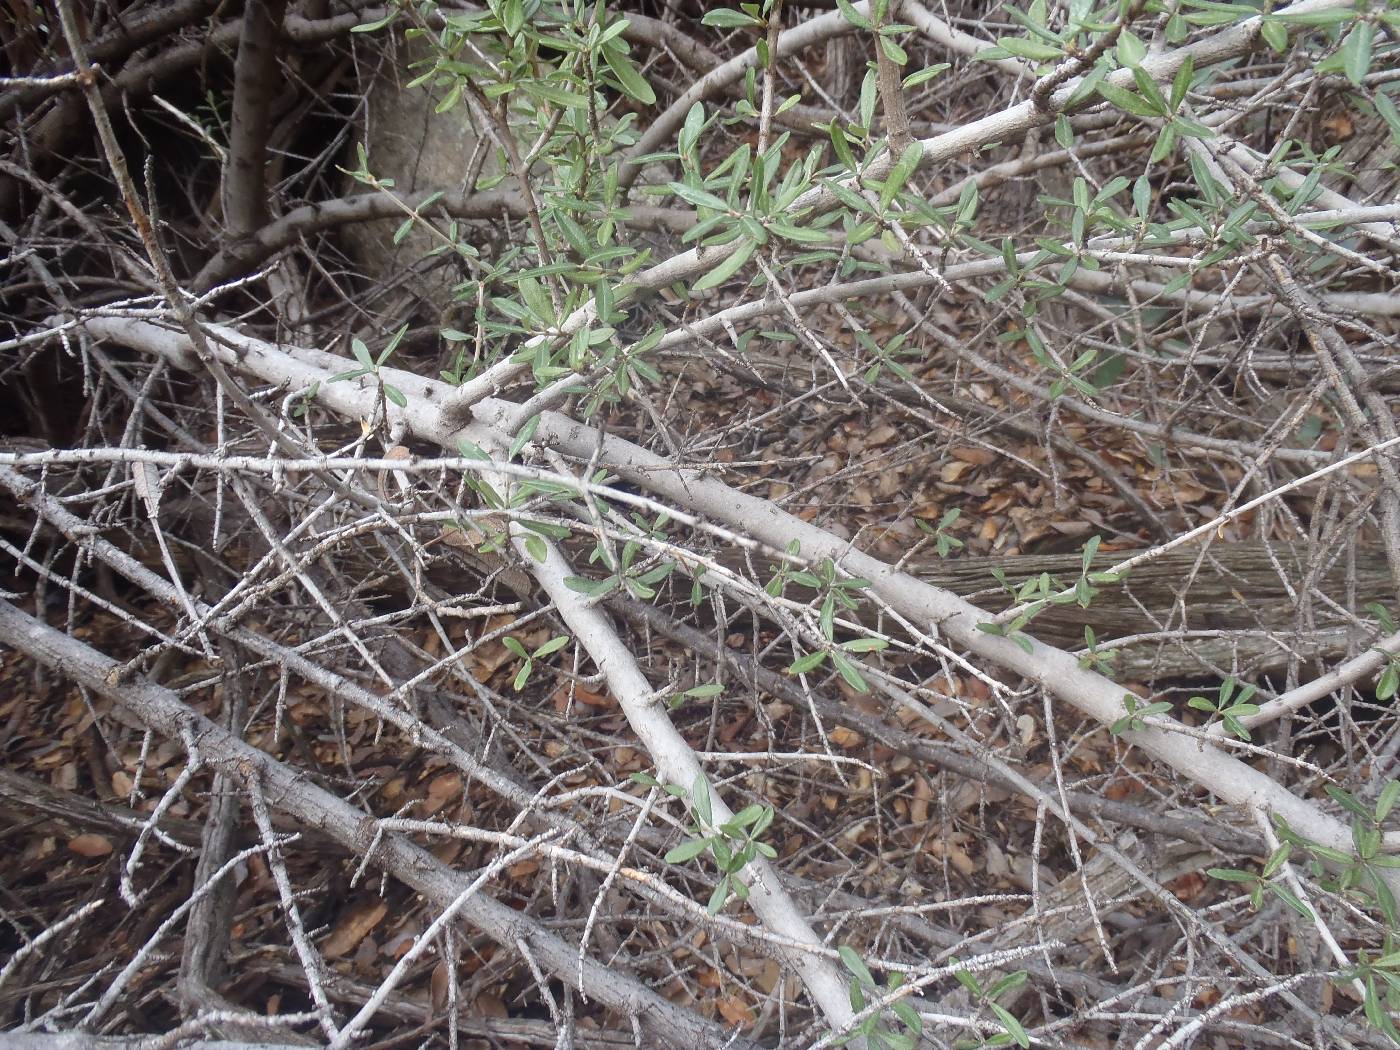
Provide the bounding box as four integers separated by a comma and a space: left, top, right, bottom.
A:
717, 995, 756, 1025
67, 833, 113, 858
322, 899, 389, 960
828, 726, 863, 748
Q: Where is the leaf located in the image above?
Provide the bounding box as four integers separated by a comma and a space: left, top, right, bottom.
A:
665, 837, 712, 864
880, 141, 924, 210
508, 413, 540, 461
989, 1004, 1030, 1048
892, 1000, 922, 1034
1378, 779, 1400, 823
1327, 785, 1374, 824
835, 0, 871, 30
1096, 81, 1159, 119
1208, 867, 1256, 883
1116, 29, 1146, 68
788, 649, 828, 675
1342, 22, 1374, 86
997, 36, 1063, 61
701, 8, 762, 27
351, 337, 373, 369
563, 575, 618, 598
838, 945, 876, 987
534, 635, 570, 658
667, 182, 731, 212
903, 62, 949, 88
692, 238, 756, 292
953, 969, 982, 996
693, 771, 713, 826
828, 123, 856, 170
830, 650, 869, 693
1266, 882, 1315, 921
352, 12, 395, 32
729, 804, 767, 829
603, 48, 656, 105
879, 34, 907, 66
841, 637, 888, 653
706, 877, 731, 915
1170, 54, 1194, 113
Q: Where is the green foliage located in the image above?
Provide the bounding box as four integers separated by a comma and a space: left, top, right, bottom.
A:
979, 536, 1113, 655
565, 514, 677, 600
773, 547, 888, 693
1186, 676, 1260, 740
1369, 603, 1400, 700
916, 507, 964, 557
951, 967, 1032, 1049
501, 633, 571, 691
1237, 785, 1400, 1044
833, 945, 923, 1049
662, 773, 779, 914
327, 325, 411, 411
1110, 693, 1172, 736
1077, 625, 1115, 676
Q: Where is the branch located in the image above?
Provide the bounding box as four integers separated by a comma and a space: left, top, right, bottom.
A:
0, 598, 748, 1050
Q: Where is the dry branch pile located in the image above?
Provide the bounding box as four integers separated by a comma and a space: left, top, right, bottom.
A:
2, 0, 1400, 1047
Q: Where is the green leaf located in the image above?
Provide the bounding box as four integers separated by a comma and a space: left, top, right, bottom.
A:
989, 1003, 1030, 1048
692, 238, 756, 292
1116, 29, 1146, 68
706, 876, 731, 915
988, 970, 1029, 1000
903, 62, 950, 88
1342, 22, 1374, 86
1096, 81, 1159, 119
665, 837, 712, 864
879, 34, 907, 66
841, 637, 889, 653
352, 13, 395, 32
1054, 114, 1073, 149
667, 182, 731, 212
788, 649, 828, 675
828, 123, 856, 170
382, 383, 407, 408
835, 0, 872, 30
603, 48, 656, 105
351, 337, 373, 369
1170, 54, 1194, 113
1265, 884, 1312, 921
838, 945, 876, 987
891, 999, 921, 1033
1327, 785, 1374, 824
693, 771, 713, 826
880, 141, 924, 210
830, 650, 869, 693
954, 969, 982, 996
534, 635, 570, 658
1131, 66, 1170, 116
1208, 866, 1256, 883
701, 8, 762, 27
997, 36, 1063, 61
524, 534, 546, 563
1259, 17, 1288, 51
1379, 779, 1400, 823
563, 575, 618, 597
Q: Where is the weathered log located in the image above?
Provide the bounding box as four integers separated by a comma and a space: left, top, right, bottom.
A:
911, 541, 1390, 677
